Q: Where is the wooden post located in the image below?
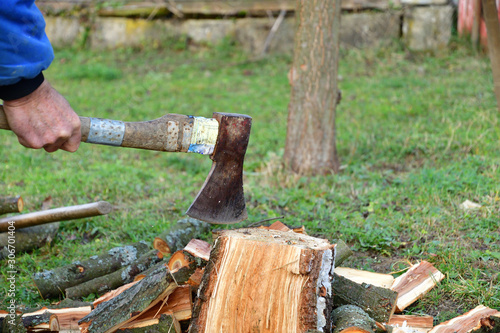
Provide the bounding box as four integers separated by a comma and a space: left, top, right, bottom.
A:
482, 0, 500, 112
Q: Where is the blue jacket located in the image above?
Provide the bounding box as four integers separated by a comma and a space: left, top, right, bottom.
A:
0, 0, 54, 100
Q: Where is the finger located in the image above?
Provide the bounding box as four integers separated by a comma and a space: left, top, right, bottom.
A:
60, 134, 81, 153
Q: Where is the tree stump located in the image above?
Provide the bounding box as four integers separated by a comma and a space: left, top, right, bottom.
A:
189, 228, 336, 333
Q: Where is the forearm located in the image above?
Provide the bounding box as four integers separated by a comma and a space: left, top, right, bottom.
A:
0, 0, 54, 100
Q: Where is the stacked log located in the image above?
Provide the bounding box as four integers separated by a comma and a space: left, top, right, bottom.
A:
33, 242, 152, 298
11, 221, 492, 333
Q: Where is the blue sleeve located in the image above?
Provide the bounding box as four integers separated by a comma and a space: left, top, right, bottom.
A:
0, 0, 54, 100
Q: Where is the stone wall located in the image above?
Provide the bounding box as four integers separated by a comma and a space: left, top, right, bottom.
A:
41, 1, 454, 53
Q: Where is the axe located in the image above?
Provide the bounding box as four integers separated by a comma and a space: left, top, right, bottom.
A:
0, 106, 252, 224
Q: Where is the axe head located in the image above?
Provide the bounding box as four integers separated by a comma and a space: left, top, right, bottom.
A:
186, 112, 252, 224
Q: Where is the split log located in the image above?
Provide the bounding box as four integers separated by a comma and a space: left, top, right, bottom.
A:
332, 239, 353, 266
33, 242, 150, 299
153, 218, 210, 257
331, 305, 378, 333
388, 315, 433, 332
335, 267, 395, 288
79, 242, 206, 333
390, 261, 445, 313
0, 201, 112, 232
133, 285, 193, 322
21, 311, 54, 330
189, 228, 336, 333
118, 314, 180, 333
65, 249, 163, 299
0, 196, 23, 215
93, 280, 141, 308
429, 305, 500, 333
21, 306, 92, 331
332, 273, 398, 323
0, 223, 59, 260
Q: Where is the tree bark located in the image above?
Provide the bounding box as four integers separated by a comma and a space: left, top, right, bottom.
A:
332, 239, 352, 266
284, 0, 341, 175
153, 218, 211, 257
332, 273, 398, 323
189, 228, 336, 333
65, 249, 163, 299
331, 305, 378, 333
33, 242, 150, 299
482, 0, 500, 113
0, 196, 23, 215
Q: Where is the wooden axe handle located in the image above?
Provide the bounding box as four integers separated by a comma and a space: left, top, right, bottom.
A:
0, 201, 112, 232
0, 105, 219, 154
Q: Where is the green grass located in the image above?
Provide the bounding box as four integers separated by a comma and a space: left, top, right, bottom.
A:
1, 41, 499, 323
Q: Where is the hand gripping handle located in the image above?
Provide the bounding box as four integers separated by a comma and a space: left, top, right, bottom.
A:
0, 105, 219, 155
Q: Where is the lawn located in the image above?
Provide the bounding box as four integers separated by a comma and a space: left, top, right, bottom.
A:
1, 40, 499, 323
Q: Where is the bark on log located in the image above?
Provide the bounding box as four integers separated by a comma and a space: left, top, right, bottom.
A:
0, 223, 59, 260
332, 273, 398, 323
118, 314, 181, 333
65, 249, 163, 299
0, 201, 112, 232
21, 306, 92, 331
21, 311, 52, 329
1, 314, 27, 333
0, 196, 23, 215
93, 280, 142, 308
79, 249, 203, 333
334, 267, 395, 289
33, 242, 150, 299
390, 261, 444, 313
331, 305, 378, 333
153, 218, 210, 256
189, 228, 336, 333
429, 305, 500, 333
331, 239, 353, 266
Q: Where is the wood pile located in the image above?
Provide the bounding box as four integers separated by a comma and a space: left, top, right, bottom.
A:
3, 220, 499, 333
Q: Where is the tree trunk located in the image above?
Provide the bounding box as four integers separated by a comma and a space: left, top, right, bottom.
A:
189, 228, 336, 333
284, 0, 341, 175
482, 0, 500, 113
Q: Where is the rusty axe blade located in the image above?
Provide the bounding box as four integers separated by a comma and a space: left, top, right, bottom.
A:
186, 112, 252, 224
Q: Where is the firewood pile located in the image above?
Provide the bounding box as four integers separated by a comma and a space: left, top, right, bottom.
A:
1, 219, 499, 333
